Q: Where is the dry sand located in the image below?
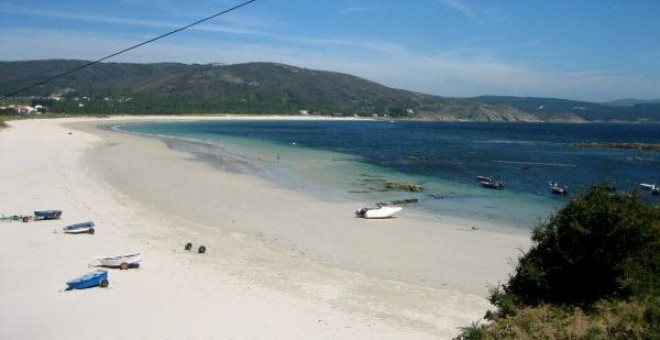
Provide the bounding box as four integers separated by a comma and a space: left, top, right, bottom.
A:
0, 117, 531, 339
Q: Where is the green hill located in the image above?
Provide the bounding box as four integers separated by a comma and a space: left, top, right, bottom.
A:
605, 98, 660, 107
1, 60, 658, 122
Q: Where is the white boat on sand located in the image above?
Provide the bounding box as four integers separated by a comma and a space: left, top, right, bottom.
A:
63, 221, 95, 234
355, 206, 403, 219
98, 252, 141, 270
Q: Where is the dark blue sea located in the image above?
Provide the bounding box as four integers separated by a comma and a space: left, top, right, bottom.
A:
116, 120, 660, 229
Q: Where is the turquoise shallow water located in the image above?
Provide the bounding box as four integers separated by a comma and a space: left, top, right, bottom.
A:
115, 120, 660, 229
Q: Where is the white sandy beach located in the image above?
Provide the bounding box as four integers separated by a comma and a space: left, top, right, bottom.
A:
0, 117, 531, 339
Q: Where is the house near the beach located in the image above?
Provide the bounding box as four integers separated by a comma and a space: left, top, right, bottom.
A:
8, 104, 38, 114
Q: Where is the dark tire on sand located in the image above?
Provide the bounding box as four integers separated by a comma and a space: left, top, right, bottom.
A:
120, 262, 129, 270
99, 279, 109, 288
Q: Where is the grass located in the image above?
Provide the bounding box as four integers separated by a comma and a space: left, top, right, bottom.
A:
455, 299, 656, 340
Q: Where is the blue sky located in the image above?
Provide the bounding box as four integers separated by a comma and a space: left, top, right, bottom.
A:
1, 0, 659, 102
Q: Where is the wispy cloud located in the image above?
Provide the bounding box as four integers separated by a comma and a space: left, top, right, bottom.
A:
435, 0, 481, 22
0, 4, 271, 36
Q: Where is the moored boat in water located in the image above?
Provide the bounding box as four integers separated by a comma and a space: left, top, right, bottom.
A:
549, 182, 569, 195
640, 183, 657, 191
476, 175, 494, 182
480, 180, 504, 189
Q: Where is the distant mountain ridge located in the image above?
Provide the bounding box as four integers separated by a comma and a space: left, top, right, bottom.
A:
1, 60, 658, 122
471, 96, 660, 122
605, 98, 660, 107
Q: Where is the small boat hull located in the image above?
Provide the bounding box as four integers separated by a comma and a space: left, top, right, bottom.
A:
34, 210, 62, 220
63, 221, 95, 234
640, 183, 657, 190
548, 181, 569, 195
66, 270, 108, 290
356, 206, 403, 219
549, 186, 568, 195
476, 175, 494, 182
480, 181, 504, 189
99, 252, 142, 268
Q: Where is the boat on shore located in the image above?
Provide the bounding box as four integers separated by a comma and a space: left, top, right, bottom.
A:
66, 270, 109, 290
34, 210, 62, 220
63, 221, 95, 234
355, 206, 403, 219
549, 182, 569, 195
98, 252, 141, 270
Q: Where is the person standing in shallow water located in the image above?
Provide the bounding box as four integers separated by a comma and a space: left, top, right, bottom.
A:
277, 153, 280, 163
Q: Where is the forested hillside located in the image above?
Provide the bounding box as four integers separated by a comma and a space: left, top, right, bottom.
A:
1, 60, 658, 122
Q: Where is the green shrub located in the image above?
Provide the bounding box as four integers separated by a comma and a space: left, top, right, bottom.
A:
455, 185, 660, 339
504, 187, 659, 308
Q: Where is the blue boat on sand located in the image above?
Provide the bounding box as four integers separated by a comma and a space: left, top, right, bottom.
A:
34, 210, 62, 220
66, 270, 109, 290
63, 221, 95, 234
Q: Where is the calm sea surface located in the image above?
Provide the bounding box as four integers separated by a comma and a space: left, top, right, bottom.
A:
116, 120, 660, 229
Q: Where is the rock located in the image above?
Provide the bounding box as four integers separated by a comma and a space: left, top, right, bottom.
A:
384, 182, 423, 192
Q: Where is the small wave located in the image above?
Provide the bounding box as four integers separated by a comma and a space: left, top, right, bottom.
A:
476, 140, 559, 146
476, 139, 536, 145
495, 160, 576, 167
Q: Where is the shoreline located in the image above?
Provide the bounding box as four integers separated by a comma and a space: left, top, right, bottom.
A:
110, 117, 557, 230
1, 116, 531, 339
8, 113, 660, 126
84, 117, 531, 293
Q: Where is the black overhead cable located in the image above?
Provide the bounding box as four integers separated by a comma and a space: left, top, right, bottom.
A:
5, 0, 260, 97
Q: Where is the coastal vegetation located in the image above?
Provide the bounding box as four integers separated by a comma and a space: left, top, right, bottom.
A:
455, 186, 660, 339
1, 60, 659, 122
